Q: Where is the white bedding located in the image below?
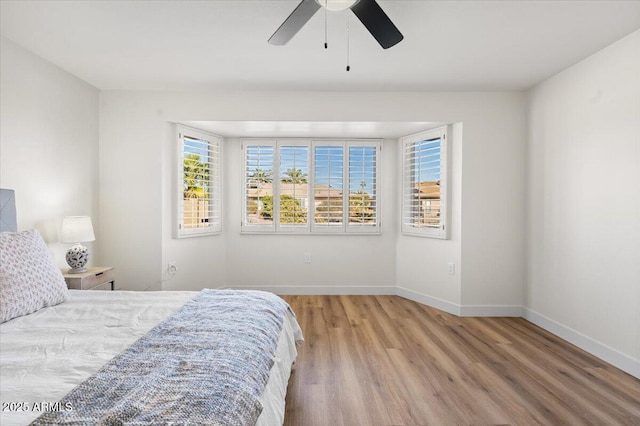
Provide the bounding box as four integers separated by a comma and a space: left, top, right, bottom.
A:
0, 290, 302, 426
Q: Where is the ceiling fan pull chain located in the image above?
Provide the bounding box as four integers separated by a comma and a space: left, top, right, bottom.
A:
324, 0, 328, 49
346, 14, 351, 71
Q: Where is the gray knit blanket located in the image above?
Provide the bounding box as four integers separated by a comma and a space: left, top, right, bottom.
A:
32, 289, 293, 426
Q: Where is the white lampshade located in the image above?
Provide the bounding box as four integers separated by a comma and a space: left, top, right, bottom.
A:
61, 216, 95, 243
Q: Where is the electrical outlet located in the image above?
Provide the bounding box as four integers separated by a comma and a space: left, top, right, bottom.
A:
168, 262, 178, 275
447, 262, 455, 275
304, 252, 312, 264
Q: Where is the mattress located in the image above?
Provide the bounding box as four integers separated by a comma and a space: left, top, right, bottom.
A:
0, 290, 302, 425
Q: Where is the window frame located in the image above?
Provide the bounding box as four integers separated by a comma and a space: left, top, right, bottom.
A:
400, 126, 449, 239
175, 124, 223, 238
242, 138, 381, 235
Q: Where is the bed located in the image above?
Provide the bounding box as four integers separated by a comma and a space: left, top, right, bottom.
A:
0, 189, 304, 425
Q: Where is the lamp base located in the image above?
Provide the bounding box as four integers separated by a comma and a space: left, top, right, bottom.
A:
66, 243, 89, 274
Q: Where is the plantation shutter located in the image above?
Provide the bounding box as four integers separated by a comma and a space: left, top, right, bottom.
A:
347, 143, 379, 232
243, 141, 276, 232
401, 126, 448, 238
176, 125, 222, 238
313, 143, 345, 231
278, 143, 310, 230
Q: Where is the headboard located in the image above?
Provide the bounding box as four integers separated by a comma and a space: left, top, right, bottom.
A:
0, 189, 17, 232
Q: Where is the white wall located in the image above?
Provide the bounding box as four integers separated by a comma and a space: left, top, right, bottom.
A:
98, 93, 164, 291
98, 91, 526, 309
224, 137, 397, 293
396, 123, 463, 311
0, 37, 99, 267
396, 97, 526, 314
161, 124, 227, 291
460, 102, 527, 312
526, 30, 640, 373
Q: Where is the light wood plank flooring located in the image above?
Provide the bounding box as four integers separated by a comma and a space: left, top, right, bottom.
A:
282, 295, 640, 426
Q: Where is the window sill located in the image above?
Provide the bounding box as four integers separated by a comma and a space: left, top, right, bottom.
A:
240, 230, 382, 236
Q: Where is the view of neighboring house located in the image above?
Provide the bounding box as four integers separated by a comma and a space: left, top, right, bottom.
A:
245, 180, 377, 225
246, 182, 345, 223
239, 178, 439, 226
413, 180, 441, 227
182, 151, 213, 229
185, 178, 437, 228
182, 197, 210, 228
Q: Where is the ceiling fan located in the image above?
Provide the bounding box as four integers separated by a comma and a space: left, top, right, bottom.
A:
268, 0, 403, 49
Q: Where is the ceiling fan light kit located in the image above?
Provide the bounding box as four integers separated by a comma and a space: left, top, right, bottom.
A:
268, 0, 403, 50
321, 0, 360, 12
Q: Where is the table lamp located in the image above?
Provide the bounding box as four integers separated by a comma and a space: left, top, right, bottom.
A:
61, 216, 95, 273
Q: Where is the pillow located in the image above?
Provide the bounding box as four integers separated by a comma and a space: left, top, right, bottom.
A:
0, 229, 69, 323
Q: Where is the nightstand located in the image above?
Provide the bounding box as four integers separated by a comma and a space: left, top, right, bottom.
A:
62, 266, 115, 291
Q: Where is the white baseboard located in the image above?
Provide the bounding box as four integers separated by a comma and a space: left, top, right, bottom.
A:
523, 307, 640, 379
396, 287, 523, 317
395, 287, 461, 316
460, 305, 524, 317
225, 285, 396, 296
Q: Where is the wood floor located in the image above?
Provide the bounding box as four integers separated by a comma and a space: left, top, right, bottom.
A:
281, 295, 640, 426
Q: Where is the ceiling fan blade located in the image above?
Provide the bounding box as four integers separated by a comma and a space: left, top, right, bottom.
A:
268, 0, 322, 46
351, 0, 403, 49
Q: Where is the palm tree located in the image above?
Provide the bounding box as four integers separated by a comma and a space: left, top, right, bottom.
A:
183, 153, 209, 199
183, 153, 210, 228
251, 168, 273, 183
281, 168, 308, 184
349, 192, 375, 223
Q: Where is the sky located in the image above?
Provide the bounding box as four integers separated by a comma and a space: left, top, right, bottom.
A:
409, 138, 441, 183
183, 135, 216, 164
246, 144, 377, 194
193, 137, 441, 194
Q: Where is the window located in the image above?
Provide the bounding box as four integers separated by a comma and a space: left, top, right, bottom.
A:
243, 139, 380, 234
401, 126, 449, 238
348, 144, 378, 229
244, 142, 275, 227
175, 125, 222, 238
279, 142, 310, 229
313, 143, 344, 230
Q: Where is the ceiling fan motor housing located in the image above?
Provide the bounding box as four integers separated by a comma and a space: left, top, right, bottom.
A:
316, 0, 361, 11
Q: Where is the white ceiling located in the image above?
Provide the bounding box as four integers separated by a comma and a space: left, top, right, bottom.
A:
1, 1, 639, 92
